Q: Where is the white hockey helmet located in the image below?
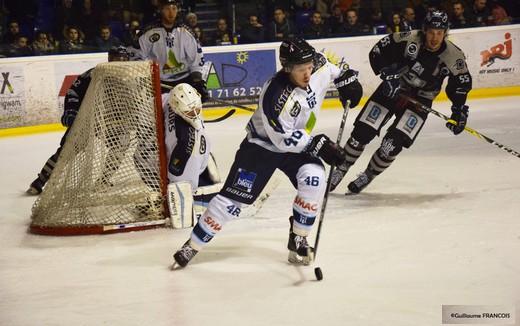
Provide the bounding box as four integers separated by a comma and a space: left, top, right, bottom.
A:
169, 83, 203, 130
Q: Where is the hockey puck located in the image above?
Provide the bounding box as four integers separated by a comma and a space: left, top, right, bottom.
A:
314, 267, 323, 281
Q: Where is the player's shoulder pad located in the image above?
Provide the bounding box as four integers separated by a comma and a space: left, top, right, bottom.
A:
440, 40, 469, 75
262, 72, 294, 133
177, 24, 197, 38
138, 21, 162, 38
391, 30, 422, 43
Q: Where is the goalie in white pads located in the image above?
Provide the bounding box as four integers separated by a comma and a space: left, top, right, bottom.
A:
172, 38, 363, 268
163, 83, 221, 227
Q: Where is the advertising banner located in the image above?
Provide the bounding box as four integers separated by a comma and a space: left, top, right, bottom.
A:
0, 66, 25, 128
204, 49, 277, 105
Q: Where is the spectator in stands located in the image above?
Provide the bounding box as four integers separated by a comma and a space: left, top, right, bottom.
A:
59, 26, 86, 54
192, 26, 206, 46
450, 1, 475, 29
368, 6, 387, 34
336, 9, 369, 36
77, 0, 100, 41
468, 0, 492, 26
240, 14, 265, 44
55, 0, 78, 41
122, 19, 141, 46
293, 1, 314, 29
266, 7, 295, 41
328, 5, 345, 35
3, 20, 21, 44
402, 7, 417, 29
185, 12, 199, 30
489, 0, 511, 25
315, 0, 332, 19
214, 18, 233, 45
92, 25, 122, 52
302, 11, 329, 39
31, 31, 57, 55
6, 35, 33, 57
387, 12, 404, 33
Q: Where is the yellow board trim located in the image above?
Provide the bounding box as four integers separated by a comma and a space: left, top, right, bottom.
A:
1, 86, 519, 138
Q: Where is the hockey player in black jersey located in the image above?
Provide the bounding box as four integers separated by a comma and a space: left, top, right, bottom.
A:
26, 47, 130, 195
330, 10, 472, 194
172, 38, 363, 268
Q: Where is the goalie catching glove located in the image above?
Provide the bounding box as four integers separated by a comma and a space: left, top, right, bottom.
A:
446, 104, 468, 135
334, 69, 362, 108
305, 134, 347, 166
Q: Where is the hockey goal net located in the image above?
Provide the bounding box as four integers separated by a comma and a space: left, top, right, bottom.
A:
30, 61, 169, 235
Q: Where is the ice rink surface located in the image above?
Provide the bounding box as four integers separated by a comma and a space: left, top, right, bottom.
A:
1, 96, 519, 326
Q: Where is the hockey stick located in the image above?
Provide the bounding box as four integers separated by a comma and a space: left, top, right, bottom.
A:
313, 100, 351, 257
204, 109, 236, 123
210, 98, 256, 112
401, 95, 520, 159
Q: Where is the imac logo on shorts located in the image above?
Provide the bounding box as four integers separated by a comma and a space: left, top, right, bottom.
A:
233, 168, 257, 193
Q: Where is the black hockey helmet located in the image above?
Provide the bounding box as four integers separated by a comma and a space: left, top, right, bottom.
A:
159, 0, 179, 7
279, 37, 316, 71
108, 46, 130, 61
423, 10, 449, 31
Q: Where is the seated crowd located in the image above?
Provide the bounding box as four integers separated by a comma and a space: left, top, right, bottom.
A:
0, 0, 517, 57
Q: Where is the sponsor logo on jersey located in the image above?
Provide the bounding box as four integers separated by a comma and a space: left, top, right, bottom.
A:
275, 85, 294, 113
232, 168, 257, 193
294, 196, 318, 212
455, 58, 465, 70
149, 33, 160, 43
289, 102, 301, 117
411, 62, 424, 75
406, 43, 418, 59
199, 135, 206, 154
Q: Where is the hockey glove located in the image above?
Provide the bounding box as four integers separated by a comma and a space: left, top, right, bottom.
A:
305, 134, 347, 166
192, 80, 208, 103
446, 104, 468, 135
61, 110, 77, 128
380, 66, 401, 99
334, 69, 363, 108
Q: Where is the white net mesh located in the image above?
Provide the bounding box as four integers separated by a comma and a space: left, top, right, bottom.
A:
31, 61, 167, 234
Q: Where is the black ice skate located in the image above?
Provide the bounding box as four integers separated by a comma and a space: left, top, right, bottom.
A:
347, 171, 374, 194
287, 217, 314, 266
172, 240, 198, 268
26, 176, 45, 195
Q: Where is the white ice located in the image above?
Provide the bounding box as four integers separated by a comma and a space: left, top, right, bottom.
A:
1, 97, 519, 326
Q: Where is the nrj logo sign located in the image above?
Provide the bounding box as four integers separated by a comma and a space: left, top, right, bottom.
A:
480, 32, 512, 67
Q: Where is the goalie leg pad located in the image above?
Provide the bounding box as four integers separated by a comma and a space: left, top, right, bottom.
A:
167, 182, 194, 229
291, 163, 326, 237
190, 194, 242, 250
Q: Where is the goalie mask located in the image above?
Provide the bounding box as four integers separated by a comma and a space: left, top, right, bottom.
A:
169, 83, 203, 130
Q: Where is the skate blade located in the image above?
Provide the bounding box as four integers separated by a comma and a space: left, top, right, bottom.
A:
26, 187, 41, 196
170, 262, 184, 271
288, 250, 314, 266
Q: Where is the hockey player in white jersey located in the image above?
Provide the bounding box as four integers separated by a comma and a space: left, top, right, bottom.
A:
172, 38, 363, 268
137, 0, 207, 100
163, 83, 218, 190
